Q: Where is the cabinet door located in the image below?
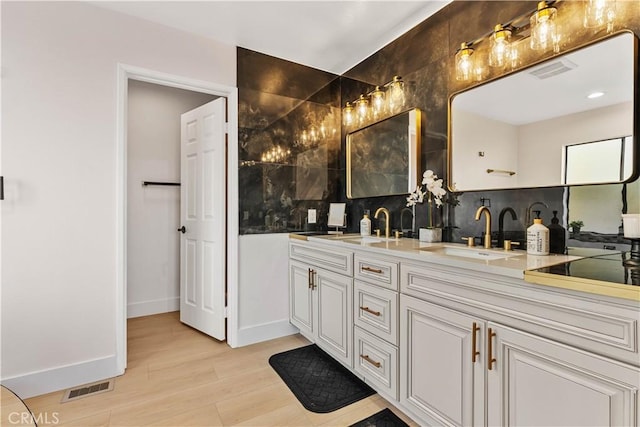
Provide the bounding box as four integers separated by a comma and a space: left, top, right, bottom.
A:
316, 268, 353, 368
289, 260, 314, 338
400, 295, 486, 427
487, 323, 640, 427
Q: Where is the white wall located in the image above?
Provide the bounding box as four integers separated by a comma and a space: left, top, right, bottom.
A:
518, 102, 633, 187
451, 109, 519, 190
127, 81, 217, 318
1, 2, 235, 398
236, 234, 298, 346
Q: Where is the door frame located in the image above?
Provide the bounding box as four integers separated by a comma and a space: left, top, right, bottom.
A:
115, 63, 239, 373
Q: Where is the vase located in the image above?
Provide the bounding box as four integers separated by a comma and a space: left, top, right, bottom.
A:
419, 227, 442, 243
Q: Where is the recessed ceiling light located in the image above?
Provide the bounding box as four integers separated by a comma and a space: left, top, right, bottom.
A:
587, 91, 605, 99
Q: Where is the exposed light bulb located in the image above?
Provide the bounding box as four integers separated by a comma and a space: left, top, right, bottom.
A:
355, 95, 369, 124
489, 24, 512, 68
343, 102, 354, 127
370, 86, 385, 117
387, 76, 405, 112
584, 0, 616, 32
530, 1, 558, 52
455, 43, 475, 82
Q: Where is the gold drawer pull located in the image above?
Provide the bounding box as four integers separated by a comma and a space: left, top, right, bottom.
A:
362, 266, 383, 274
360, 354, 381, 368
360, 306, 381, 316
487, 327, 497, 370
471, 322, 480, 363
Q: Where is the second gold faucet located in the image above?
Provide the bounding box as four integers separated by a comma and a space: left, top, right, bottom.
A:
475, 206, 492, 249
374, 207, 391, 238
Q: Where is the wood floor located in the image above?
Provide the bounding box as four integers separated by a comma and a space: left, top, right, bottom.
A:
23, 312, 418, 426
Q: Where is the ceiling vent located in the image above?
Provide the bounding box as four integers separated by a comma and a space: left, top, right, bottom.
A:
529, 59, 578, 80
61, 379, 114, 403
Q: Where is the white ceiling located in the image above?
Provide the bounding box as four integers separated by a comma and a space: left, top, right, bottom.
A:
91, 1, 452, 74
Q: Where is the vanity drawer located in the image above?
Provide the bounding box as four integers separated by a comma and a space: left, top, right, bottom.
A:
289, 241, 353, 275
354, 326, 398, 401
354, 280, 398, 345
354, 253, 398, 290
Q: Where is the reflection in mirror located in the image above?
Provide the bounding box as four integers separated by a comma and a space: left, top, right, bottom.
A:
449, 31, 637, 191
567, 178, 640, 251
347, 109, 421, 199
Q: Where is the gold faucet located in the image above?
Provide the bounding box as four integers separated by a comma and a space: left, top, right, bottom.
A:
374, 207, 390, 238
475, 206, 492, 249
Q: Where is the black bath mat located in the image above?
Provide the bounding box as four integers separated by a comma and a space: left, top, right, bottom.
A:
349, 408, 409, 427
268, 344, 375, 413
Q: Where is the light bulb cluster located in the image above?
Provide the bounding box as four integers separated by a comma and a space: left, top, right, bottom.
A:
260, 145, 291, 163
455, 0, 617, 82
343, 76, 406, 128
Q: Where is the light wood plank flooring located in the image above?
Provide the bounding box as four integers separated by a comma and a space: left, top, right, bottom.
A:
23, 312, 418, 426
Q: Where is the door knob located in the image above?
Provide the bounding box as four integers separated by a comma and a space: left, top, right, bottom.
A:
177, 226, 186, 234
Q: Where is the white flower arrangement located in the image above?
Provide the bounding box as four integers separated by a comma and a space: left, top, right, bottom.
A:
406, 170, 447, 207
406, 170, 448, 228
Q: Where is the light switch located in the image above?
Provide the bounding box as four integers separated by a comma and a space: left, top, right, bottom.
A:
308, 209, 317, 224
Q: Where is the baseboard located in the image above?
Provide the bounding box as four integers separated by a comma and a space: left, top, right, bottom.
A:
127, 297, 179, 318
234, 319, 298, 347
1, 355, 121, 399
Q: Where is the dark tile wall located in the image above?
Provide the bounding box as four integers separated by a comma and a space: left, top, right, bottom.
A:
341, 0, 640, 247
238, 1, 640, 245
237, 48, 341, 234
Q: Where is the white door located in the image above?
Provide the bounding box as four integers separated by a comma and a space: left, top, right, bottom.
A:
179, 97, 226, 340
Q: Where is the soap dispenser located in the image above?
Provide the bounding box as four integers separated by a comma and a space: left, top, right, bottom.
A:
527, 211, 549, 255
360, 213, 371, 236
548, 210, 566, 254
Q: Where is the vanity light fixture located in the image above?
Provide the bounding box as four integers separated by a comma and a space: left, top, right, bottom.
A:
455, 42, 475, 81
370, 86, 386, 118
343, 102, 354, 126
261, 145, 290, 164
530, 1, 559, 53
584, 0, 616, 33
342, 76, 406, 128
386, 76, 406, 112
355, 94, 370, 124
489, 24, 512, 68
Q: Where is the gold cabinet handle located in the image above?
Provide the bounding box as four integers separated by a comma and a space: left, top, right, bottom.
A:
487, 327, 497, 370
472, 322, 480, 363
362, 266, 383, 274
359, 306, 381, 316
360, 354, 381, 368
308, 268, 316, 290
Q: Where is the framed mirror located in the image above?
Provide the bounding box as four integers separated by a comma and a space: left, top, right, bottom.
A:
346, 108, 421, 199
449, 31, 638, 192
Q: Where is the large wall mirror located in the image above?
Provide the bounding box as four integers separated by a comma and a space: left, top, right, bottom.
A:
449, 31, 638, 192
347, 108, 421, 198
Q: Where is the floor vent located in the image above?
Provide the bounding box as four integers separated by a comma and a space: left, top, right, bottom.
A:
61, 379, 114, 403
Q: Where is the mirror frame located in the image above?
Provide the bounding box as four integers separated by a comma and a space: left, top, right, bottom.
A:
346, 108, 421, 199
447, 30, 639, 192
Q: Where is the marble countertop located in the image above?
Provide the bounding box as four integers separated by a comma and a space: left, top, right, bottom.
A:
290, 232, 638, 301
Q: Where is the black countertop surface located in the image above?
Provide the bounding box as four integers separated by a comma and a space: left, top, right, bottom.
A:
534, 251, 640, 286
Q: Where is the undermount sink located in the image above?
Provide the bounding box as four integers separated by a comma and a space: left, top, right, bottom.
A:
341, 236, 391, 244
419, 245, 522, 261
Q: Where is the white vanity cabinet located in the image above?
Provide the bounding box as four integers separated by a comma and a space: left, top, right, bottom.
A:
353, 253, 401, 400
400, 294, 485, 426
487, 323, 639, 427
400, 260, 640, 427
289, 241, 354, 368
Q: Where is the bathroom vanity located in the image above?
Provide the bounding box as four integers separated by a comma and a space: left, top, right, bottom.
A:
288, 233, 640, 426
